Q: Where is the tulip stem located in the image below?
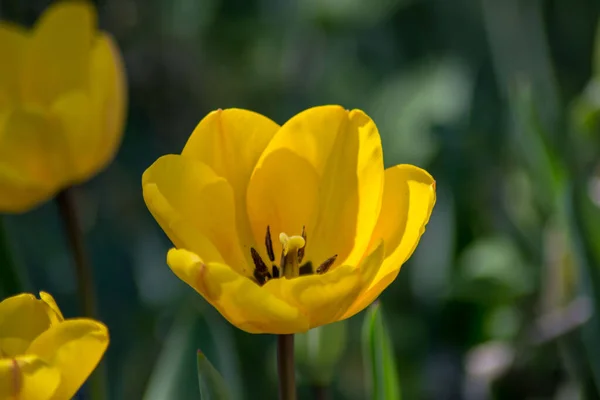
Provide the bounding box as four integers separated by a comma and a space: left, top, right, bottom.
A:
277, 334, 296, 400
56, 188, 97, 318
56, 188, 107, 400
0, 216, 29, 297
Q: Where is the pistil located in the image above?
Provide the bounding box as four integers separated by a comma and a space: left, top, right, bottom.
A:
279, 233, 306, 279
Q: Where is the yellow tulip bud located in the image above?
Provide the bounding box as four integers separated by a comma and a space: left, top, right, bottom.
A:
0, 292, 109, 400
0, 1, 127, 213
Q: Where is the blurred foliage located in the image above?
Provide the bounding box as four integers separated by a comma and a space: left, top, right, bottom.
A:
3, 0, 600, 398
362, 304, 401, 400
295, 320, 348, 387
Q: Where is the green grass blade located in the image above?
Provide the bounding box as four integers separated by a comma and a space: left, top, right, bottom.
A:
197, 350, 230, 400
362, 303, 401, 400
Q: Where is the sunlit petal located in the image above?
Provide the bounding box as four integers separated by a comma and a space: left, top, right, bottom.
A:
264, 264, 361, 329
26, 319, 109, 400
248, 106, 383, 268
0, 294, 52, 356
167, 248, 309, 333
343, 165, 435, 318
0, 355, 59, 400
183, 109, 279, 255
143, 154, 247, 272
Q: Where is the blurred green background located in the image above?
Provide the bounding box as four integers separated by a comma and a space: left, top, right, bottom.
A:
3, 0, 600, 398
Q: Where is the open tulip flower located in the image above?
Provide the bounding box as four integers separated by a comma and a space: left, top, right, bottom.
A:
143, 105, 436, 334
0, 1, 126, 213
0, 292, 109, 400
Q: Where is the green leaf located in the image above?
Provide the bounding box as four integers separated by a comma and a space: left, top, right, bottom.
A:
295, 320, 348, 385
143, 300, 241, 400
197, 350, 230, 400
362, 303, 401, 400
143, 304, 199, 400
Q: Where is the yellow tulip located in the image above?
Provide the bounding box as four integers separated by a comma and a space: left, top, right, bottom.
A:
143, 105, 436, 334
0, 292, 108, 400
0, 1, 126, 213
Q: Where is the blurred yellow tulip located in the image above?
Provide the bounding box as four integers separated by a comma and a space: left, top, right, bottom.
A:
0, 1, 126, 213
0, 292, 109, 400
143, 105, 436, 334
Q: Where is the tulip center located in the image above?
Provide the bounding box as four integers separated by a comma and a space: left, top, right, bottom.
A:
249, 226, 338, 285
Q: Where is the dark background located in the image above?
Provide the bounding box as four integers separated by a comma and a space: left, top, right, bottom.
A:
3, 0, 600, 399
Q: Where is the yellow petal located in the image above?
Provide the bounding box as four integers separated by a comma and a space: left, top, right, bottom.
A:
0, 23, 27, 108
39, 292, 64, 325
246, 148, 320, 263
247, 106, 383, 269
26, 319, 109, 400
167, 248, 308, 334
0, 355, 60, 400
0, 294, 52, 356
89, 34, 127, 176
50, 91, 97, 182
264, 264, 361, 329
344, 165, 436, 318
0, 108, 66, 212
143, 155, 248, 272
142, 181, 224, 265
21, 1, 96, 104
0, 171, 51, 213
182, 109, 279, 250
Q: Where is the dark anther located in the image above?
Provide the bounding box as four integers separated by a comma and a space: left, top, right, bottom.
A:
251, 247, 272, 285
299, 262, 313, 276
272, 265, 280, 278
297, 225, 306, 264
316, 255, 338, 274
265, 226, 275, 262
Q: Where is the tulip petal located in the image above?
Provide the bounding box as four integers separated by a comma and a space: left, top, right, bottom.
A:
39, 292, 64, 325
90, 34, 127, 175
50, 91, 97, 182
143, 155, 249, 272
0, 108, 66, 212
0, 23, 27, 108
182, 109, 279, 252
246, 148, 320, 263
0, 172, 51, 213
343, 165, 436, 318
21, 1, 95, 104
0, 294, 52, 356
26, 319, 109, 400
167, 248, 309, 334
0, 355, 60, 400
264, 264, 362, 329
247, 106, 383, 269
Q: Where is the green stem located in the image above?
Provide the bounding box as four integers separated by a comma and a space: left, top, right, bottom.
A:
56, 188, 106, 400
277, 334, 296, 400
56, 189, 96, 318
0, 216, 28, 297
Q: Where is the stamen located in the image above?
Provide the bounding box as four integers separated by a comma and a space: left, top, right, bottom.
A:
298, 226, 306, 264
265, 226, 275, 262
272, 265, 280, 278
316, 254, 338, 274
299, 262, 313, 276
250, 247, 272, 285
